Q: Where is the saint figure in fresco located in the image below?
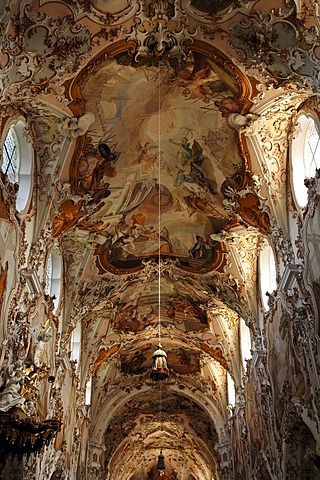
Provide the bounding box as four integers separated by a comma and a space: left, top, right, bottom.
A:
170, 136, 218, 194
189, 235, 214, 262
169, 137, 204, 169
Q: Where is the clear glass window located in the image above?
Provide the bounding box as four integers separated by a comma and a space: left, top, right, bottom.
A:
259, 241, 277, 311
291, 114, 320, 208
227, 372, 235, 406
45, 250, 63, 313
240, 318, 252, 369
304, 121, 320, 176
70, 322, 81, 369
2, 127, 19, 183
1, 121, 33, 212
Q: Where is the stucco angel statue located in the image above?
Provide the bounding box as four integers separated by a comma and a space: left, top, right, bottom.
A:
0, 360, 26, 412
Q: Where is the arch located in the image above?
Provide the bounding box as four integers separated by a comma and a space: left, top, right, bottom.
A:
103, 388, 221, 480
92, 383, 227, 445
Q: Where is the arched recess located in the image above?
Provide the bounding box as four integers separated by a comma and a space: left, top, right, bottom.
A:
102, 389, 223, 480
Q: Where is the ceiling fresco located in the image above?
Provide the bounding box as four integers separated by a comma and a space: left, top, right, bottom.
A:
112, 293, 209, 334
66, 47, 256, 274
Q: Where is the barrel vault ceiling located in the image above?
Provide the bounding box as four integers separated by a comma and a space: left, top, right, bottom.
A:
1, 0, 319, 478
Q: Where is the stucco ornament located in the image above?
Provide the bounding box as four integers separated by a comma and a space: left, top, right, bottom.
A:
229, 4, 320, 91
0, 3, 92, 102
59, 113, 95, 138
124, 0, 197, 59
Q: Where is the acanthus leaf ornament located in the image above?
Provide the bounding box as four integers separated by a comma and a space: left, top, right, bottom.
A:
123, 0, 197, 60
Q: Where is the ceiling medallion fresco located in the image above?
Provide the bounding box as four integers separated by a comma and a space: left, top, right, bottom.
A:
190, 0, 234, 14
69, 43, 257, 274
120, 343, 200, 376
112, 292, 208, 334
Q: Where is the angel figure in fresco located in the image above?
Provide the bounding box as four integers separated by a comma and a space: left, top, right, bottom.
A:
169, 52, 238, 102
52, 199, 84, 237
169, 54, 216, 100
131, 141, 158, 169
214, 96, 244, 117
182, 186, 221, 217
110, 219, 172, 261
90, 143, 121, 188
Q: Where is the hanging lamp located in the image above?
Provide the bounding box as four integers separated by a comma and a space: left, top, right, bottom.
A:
151, 344, 169, 381
157, 449, 166, 471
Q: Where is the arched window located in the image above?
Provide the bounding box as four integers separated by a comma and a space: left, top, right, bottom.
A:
45, 250, 63, 313
70, 322, 81, 369
2, 127, 18, 183
1, 120, 33, 212
259, 241, 277, 311
227, 372, 235, 406
291, 113, 320, 208
85, 376, 92, 406
240, 318, 252, 370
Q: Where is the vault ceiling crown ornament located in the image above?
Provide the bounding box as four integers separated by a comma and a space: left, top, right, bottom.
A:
124, 0, 196, 59
229, 4, 320, 91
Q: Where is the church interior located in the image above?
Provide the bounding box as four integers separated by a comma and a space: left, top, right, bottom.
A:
0, 0, 320, 479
